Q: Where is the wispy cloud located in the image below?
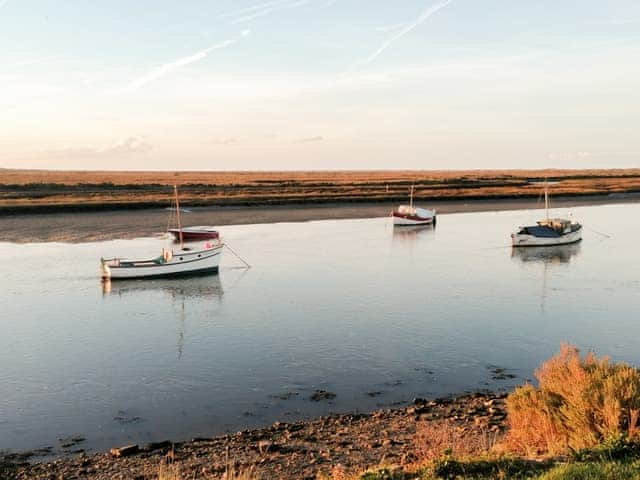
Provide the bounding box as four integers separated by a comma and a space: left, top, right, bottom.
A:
7, 55, 61, 69
127, 30, 251, 90
221, 0, 308, 24
294, 136, 324, 143
548, 151, 592, 162
211, 137, 239, 146
344, 0, 452, 75
318, 0, 339, 8
363, 0, 452, 65
43, 137, 152, 159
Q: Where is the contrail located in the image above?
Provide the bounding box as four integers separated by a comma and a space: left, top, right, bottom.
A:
220, 0, 292, 18
364, 0, 452, 65
127, 30, 251, 90
230, 0, 308, 24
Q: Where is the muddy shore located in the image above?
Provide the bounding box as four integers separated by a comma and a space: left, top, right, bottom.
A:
1, 194, 639, 243
6, 392, 507, 480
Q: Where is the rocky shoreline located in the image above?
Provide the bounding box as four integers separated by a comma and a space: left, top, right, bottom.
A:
6, 392, 508, 480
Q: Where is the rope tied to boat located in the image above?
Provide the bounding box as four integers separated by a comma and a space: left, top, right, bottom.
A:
223, 242, 251, 269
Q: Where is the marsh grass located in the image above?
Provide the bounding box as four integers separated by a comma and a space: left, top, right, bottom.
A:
2, 169, 640, 212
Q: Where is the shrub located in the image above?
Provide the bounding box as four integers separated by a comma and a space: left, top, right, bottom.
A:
505, 344, 640, 455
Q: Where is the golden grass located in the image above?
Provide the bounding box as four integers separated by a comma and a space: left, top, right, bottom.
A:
414, 420, 500, 464
1, 168, 639, 211
504, 344, 640, 456
158, 460, 182, 480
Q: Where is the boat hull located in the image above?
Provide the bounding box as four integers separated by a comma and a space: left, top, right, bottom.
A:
511, 229, 582, 247
392, 213, 436, 226
102, 246, 223, 280
168, 227, 219, 241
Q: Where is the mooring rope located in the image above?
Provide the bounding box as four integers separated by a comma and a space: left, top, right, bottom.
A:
223, 242, 251, 269
584, 225, 612, 239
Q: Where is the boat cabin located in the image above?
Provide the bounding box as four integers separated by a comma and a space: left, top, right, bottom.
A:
396, 205, 417, 215
517, 218, 577, 238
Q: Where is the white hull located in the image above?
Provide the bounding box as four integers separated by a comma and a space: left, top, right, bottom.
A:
511, 229, 582, 247
392, 215, 435, 226
102, 245, 223, 279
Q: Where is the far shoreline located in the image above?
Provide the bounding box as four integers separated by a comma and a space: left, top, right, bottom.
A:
1, 193, 639, 243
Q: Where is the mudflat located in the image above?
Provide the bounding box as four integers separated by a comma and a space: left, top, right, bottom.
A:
2, 194, 639, 243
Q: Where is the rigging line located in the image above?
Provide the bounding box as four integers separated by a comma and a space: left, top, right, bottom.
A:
584, 226, 612, 239
223, 242, 251, 269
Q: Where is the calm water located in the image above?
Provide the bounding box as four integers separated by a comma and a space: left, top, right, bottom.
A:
1, 203, 639, 454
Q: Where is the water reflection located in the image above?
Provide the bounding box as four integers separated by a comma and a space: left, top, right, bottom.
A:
392, 224, 436, 243
510, 243, 581, 264
102, 275, 224, 300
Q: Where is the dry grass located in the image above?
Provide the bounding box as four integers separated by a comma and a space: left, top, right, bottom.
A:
414, 420, 500, 464
1, 168, 639, 212
504, 344, 640, 456
158, 461, 182, 480
156, 459, 259, 480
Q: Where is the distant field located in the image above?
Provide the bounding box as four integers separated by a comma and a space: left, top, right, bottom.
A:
1, 168, 639, 214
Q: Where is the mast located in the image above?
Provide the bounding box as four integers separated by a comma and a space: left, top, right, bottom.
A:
410, 185, 414, 208
174, 185, 184, 249
544, 179, 549, 221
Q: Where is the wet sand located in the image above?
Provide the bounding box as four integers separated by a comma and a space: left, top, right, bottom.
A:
0, 194, 639, 243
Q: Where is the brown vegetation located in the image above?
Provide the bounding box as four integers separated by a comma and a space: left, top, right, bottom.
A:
1, 168, 639, 213
505, 344, 640, 456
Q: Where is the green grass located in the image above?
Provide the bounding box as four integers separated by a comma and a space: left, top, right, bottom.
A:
351, 457, 640, 480
535, 461, 640, 480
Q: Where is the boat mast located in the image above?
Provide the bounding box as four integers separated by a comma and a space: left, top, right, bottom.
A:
544, 179, 549, 221
410, 185, 414, 208
174, 185, 184, 249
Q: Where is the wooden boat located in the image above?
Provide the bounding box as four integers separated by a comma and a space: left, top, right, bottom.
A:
511, 182, 582, 247
391, 186, 436, 226
168, 226, 220, 241
101, 186, 223, 280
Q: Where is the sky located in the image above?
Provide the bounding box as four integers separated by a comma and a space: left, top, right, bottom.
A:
1, 0, 639, 171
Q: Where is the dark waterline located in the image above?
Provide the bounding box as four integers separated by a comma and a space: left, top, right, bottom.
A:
0, 203, 639, 455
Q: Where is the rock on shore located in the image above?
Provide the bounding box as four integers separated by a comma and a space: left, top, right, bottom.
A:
10, 392, 507, 480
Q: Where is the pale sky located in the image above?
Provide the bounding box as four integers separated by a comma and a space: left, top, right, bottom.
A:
1, 0, 639, 171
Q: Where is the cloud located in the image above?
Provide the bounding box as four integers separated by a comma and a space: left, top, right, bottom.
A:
222, 0, 308, 24
44, 137, 152, 159
548, 152, 592, 162
294, 136, 324, 143
211, 137, 239, 146
126, 30, 251, 90
346, 0, 452, 73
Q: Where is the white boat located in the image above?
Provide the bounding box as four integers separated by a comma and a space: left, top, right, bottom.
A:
101, 186, 224, 280
511, 182, 582, 247
391, 186, 436, 226
101, 244, 223, 279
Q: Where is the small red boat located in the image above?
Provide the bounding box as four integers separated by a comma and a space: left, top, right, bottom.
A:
169, 226, 220, 241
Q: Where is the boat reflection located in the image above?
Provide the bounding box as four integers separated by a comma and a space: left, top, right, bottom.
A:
102, 275, 223, 359
510, 243, 581, 264
392, 224, 436, 242
102, 275, 223, 300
